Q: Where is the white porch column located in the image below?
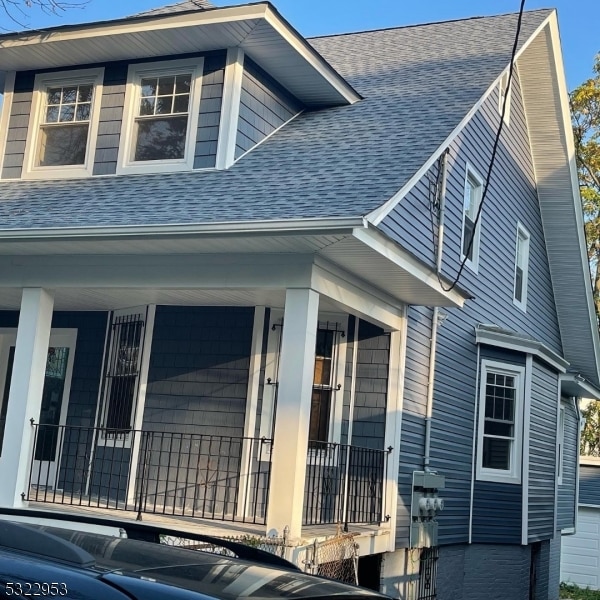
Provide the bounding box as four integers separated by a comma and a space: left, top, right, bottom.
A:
0, 288, 53, 507
266, 288, 319, 539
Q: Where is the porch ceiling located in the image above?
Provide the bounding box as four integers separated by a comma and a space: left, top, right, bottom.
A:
0, 226, 468, 312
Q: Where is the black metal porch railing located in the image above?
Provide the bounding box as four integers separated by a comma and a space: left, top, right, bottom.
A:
26, 423, 272, 524
303, 441, 390, 529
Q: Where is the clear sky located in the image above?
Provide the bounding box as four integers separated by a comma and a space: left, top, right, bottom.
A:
1, 0, 598, 89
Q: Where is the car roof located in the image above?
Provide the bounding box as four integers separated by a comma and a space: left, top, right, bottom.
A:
1, 521, 390, 600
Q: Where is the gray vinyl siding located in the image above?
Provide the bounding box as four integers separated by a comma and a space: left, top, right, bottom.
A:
3, 52, 226, 178
143, 306, 253, 438
528, 360, 559, 542
2, 72, 34, 179
0, 310, 108, 492
472, 480, 522, 543
194, 52, 226, 169
469, 346, 527, 544
396, 305, 432, 546
350, 320, 388, 450
235, 58, 303, 159
557, 399, 578, 529
379, 67, 562, 353
341, 316, 357, 446
92, 64, 127, 176
579, 465, 600, 506
391, 71, 563, 547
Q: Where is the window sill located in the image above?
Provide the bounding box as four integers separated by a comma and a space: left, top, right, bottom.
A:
21, 165, 94, 180
476, 469, 521, 485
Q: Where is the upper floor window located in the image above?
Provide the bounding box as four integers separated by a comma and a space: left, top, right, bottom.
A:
513, 224, 530, 311
461, 166, 483, 272
23, 68, 104, 179
498, 71, 512, 125
476, 360, 524, 484
117, 58, 204, 175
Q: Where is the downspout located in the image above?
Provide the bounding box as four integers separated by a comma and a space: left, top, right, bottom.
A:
423, 307, 439, 469
424, 150, 449, 469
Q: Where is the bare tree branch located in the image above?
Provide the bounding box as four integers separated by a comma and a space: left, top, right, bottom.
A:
0, 0, 88, 31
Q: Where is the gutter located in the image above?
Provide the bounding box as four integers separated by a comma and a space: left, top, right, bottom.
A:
0, 216, 365, 241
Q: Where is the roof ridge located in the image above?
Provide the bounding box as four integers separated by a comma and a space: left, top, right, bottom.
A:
307, 7, 554, 41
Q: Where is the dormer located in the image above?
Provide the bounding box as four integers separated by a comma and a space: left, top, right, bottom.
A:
0, 2, 360, 180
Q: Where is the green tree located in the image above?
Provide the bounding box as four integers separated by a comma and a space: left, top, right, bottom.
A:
571, 53, 600, 319
581, 401, 600, 456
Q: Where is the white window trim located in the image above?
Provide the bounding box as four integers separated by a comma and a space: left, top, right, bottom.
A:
498, 71, 512, 126
513, 222, 530, 312
22, 67, 104, 180
557, 405, 565, 485
460, 164, 483, 273
259, 309, 348, 452
116, 58, 204, 175
96, 305, 154, 449
476, 359, 525, 484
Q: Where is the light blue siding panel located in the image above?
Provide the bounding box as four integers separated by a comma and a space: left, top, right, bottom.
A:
2, 70, 34, 179
580, 465, 600, 506
472, 480, 522, 543
234, 58, 303, 159
396, 305, 431, 547
528, 360, 558, 542
557, 399, 577, 529
389, 70, 563, 547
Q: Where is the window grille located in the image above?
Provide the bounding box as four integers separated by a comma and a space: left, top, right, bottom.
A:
101, 312, 145, 439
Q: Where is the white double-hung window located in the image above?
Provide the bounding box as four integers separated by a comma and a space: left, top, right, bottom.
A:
461, 166, 483, 271
117, 58, 204, 174
477, 360, 524, 483
513, 224, 530, 311
23, 68, 104, 179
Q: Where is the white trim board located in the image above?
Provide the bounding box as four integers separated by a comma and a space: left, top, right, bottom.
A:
475, 326, 569, 373
216, 48, 245, 170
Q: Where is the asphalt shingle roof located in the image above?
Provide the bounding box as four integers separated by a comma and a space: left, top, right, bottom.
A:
0, 9, 552, 230
132, 0, 214, 17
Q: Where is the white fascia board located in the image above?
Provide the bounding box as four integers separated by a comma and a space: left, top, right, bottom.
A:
0, 216, 363, 241
263, 5, 361, 105
366, 13, 555, 227
351, 226, 468, 308
560, 374, 600, 401
579, 456, 600, 467
475, 327, 569, 373
546, 13, 600, 386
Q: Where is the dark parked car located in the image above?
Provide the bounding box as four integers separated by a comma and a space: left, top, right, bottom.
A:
0, 520, 391, 600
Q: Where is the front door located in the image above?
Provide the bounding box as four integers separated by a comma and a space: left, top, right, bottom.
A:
0, 329, 77, 488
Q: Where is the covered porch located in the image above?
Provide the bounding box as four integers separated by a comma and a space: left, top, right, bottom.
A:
0, 224, 464, 547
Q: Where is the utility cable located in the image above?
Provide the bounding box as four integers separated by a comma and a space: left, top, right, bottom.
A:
439, 0, 526, 293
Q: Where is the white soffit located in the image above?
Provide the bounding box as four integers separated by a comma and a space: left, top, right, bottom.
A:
518, 15, 600, 388
0, 4, 359, 107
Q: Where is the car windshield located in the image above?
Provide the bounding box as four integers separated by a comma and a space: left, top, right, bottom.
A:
39, 526, 387, 600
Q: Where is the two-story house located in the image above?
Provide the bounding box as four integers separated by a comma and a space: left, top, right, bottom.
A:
0, 2, 597, 599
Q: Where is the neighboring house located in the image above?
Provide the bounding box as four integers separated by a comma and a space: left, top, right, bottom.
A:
561, 457, 600, 590
0, 2, 597, 599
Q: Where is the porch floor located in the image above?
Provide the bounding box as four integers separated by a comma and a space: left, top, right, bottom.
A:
26, 499, 387, 547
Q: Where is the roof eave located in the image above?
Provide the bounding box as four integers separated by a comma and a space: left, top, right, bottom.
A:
0, 2, 360, 107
